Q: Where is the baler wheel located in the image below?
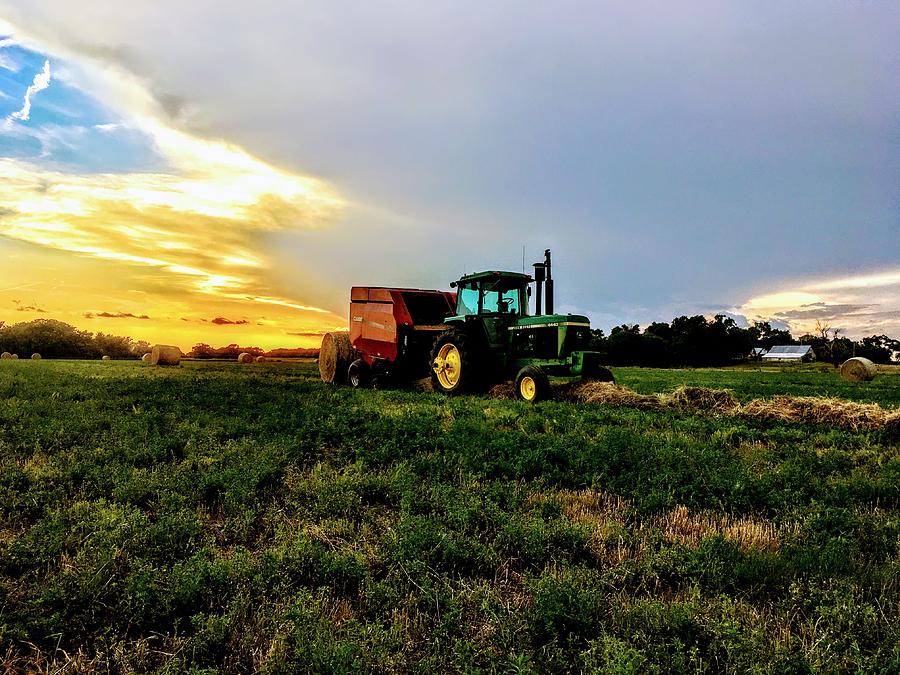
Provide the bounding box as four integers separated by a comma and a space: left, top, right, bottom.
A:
430, 330, 480, 394
515, 365, 551, 403
348, 359, 371, 388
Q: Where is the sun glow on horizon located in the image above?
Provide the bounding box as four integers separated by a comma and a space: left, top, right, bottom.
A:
0, 24, 349, 349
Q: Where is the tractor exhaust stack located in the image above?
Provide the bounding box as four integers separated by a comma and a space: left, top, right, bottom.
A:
532, 258, 545, 315
544, 249, 553, 315
532, 249, 553, 316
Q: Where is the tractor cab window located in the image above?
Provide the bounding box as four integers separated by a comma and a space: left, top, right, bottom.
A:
457, 284, 479, 316
482, 286, 522, 315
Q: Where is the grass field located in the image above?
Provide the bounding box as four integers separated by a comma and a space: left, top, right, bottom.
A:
1, 360, 899, 672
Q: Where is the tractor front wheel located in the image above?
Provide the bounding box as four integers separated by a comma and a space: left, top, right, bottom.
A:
515, 365, 551, 403
431, 330, 480, 394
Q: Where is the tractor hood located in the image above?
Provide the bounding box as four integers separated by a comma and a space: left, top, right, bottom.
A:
512, 314, 591, 329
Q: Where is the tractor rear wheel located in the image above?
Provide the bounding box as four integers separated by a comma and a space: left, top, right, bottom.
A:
431, 330, 481, 394
515, 365, 551, 403
348, 359, 371, 388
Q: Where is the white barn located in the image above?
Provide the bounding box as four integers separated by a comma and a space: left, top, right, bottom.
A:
761, 345, 816, 363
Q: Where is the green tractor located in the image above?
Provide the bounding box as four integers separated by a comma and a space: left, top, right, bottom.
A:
431, 250, 613, 402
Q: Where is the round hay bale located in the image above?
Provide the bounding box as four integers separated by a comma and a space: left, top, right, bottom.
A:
11, 354, 18, 360
840, 357, 877, 382
238, 352, 254, 364
31, 353, 41, 360
255, 355, 267, 363
149, 344, 182, 366
318, 332, 355, 384
141, 353, 151, 362
0, 352, 10, 360
101, 355, 111, 361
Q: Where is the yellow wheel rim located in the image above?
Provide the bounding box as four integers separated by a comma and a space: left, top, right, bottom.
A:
520, 376, 536, 401
434, 344, 462, 389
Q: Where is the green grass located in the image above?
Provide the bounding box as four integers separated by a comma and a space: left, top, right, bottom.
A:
1, 360, 899, 672
613, 364, 900, 406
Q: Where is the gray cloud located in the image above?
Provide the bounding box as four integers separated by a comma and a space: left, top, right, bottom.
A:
83, 311, 150, 319
210, 317, 248, 325
2, 1, 898, 333
774, 304, 875, 321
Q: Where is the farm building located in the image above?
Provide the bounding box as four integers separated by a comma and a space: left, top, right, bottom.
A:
761, 345, 816, 363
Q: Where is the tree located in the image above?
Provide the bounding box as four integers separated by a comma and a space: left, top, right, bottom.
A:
751, 321, 795, 350
0, 319, 143, 359
857, 335, 900, 364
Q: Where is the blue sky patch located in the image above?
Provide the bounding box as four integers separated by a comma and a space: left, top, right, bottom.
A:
0, 36, 164, 173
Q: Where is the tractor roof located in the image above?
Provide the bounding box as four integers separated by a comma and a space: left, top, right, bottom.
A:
454, 270, 532, 287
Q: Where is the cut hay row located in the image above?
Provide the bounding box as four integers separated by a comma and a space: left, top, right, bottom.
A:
492, 380, 900, 434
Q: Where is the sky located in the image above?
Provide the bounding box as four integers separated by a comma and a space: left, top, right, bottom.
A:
0, 1, 897, 350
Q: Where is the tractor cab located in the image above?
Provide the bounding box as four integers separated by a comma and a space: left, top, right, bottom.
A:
448, 271, 531, 320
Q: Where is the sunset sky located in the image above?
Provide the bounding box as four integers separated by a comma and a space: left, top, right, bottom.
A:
1, 2, 898, 350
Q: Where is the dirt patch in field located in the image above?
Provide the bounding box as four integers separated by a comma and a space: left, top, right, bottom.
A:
530, 488, 789, 559
490, 380, 900, 434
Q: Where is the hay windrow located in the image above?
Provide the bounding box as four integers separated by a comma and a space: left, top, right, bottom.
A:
489, 379, 899, 433
489, 382, 516, 399
562, 381, 664, 409
666, 385, 739, 412
740, 395, 900, 433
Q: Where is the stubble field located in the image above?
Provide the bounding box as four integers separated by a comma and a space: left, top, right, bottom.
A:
1, 360, 899, 672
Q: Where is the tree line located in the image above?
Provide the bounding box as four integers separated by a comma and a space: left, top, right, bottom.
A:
187, 343, 319, 359
2, 316, 897, 366
0, 319, 150, 359
0, 320, 321, 360
588, 315, 900, 367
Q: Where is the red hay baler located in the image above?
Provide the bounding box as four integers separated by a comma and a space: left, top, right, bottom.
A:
345, 286, 456, 386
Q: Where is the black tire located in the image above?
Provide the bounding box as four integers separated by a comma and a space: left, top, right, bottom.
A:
430, 329, 482, 394
347, 359, 371, 388
515, 365, 551, 403
582, 364, 615, 384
